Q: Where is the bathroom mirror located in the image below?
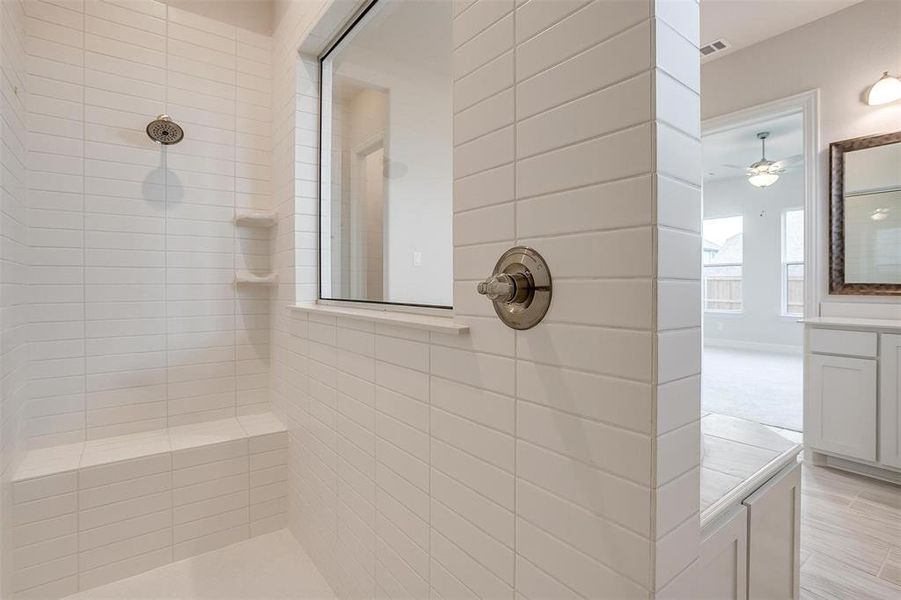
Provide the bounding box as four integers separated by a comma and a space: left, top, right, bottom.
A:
829, 131, 901, 295
318, 0, 453, 308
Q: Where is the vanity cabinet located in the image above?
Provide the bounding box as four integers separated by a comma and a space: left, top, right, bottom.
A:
697, 506, 748, 600
698, 462, 801, 600
804, 320, 901, 475
806, 353, 877, 461
880, 334, 901, 468
745, 462, 801, 600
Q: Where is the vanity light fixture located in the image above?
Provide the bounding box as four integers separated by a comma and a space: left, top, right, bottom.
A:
747, 132, 784, 188
866, 72, 901, 106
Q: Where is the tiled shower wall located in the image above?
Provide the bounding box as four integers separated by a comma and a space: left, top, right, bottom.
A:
651, 0, 703, 593
271, 0, 702, 598
1, 0, 29, 594
1, 0, 28, 473
23, 0, 273, 447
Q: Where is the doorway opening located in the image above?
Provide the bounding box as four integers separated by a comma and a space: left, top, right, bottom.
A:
351, 141, 386, 301
701, 101, 814, 435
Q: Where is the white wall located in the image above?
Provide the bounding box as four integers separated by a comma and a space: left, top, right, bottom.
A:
702, 0, 901, 319
384, 65, 452, 306
703, 171, 804, 349
0, 0, 29, 594
272, 0, 703, 598
22, 0, 273, 447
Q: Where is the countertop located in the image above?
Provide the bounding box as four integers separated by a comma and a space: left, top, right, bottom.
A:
801, 316, 901, 332
701, 413, 802, 529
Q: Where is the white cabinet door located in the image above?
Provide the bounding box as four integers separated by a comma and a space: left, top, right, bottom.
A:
744, 462, 801, 600
697, 506, 748, 600
880, 334, 901, 468
806, 353, 877, 461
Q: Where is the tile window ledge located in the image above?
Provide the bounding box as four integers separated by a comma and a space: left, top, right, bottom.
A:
289, 302, 469, 335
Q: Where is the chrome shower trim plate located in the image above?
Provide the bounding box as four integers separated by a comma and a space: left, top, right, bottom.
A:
477, 246, 552, 330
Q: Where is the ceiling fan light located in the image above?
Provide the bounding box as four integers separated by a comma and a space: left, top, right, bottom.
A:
866, 72, 901, 106
746, 132, 784, 188
748, 172, 779, 187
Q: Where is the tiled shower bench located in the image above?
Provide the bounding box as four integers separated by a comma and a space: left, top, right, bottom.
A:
10, 413, 288, 599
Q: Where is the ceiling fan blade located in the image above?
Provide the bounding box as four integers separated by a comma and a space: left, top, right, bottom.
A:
778, 154, 804, 166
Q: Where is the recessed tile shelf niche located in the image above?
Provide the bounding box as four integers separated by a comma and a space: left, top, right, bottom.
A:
234, 211, 277, 287
234, 210, 277, 227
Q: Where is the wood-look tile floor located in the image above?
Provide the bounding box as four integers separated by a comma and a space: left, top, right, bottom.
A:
800, 462, 901, 599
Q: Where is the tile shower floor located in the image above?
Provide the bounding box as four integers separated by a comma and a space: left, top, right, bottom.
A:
62, 529, 335, 600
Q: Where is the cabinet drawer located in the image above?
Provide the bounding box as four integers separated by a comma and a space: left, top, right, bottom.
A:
808, 328, 877, 358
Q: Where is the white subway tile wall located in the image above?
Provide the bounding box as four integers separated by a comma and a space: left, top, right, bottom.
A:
22, 0, 273, 447
1, 2, 276, 594
1, 0, 31, 596
653, 0, 702, 595
1, 0, 701, 597
271, 0, 701, 599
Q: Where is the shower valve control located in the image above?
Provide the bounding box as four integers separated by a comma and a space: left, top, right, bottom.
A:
477, 247, 552, 330
477, 273, 519, 303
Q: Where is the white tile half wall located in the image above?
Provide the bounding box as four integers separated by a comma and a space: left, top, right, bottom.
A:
272, 0, 702, 598
23, 0, 274, 446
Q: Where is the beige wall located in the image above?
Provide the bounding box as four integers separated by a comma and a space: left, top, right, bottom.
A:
702, 0, 901, 318
162, 0, 274, 34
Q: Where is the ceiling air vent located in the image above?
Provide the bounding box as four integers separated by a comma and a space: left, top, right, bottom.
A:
700, 38, 731, 58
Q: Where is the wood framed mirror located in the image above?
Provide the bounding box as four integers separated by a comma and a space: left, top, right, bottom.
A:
829, 130, 901, 295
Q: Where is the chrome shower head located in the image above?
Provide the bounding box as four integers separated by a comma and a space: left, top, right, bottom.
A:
146, 115, 184, 145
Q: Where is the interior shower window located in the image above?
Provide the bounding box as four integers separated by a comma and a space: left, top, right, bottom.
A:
782, 209, 805, 317
703, 216, 744, 312
319, 0, 453, 308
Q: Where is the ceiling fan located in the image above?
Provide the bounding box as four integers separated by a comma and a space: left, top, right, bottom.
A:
719, 131, 802, 187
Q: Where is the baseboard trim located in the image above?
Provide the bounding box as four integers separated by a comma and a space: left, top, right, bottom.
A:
810, 451, 901, 484
704, 338, 802, 355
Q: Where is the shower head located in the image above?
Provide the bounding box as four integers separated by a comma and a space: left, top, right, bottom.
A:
146, 115, 184, 145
